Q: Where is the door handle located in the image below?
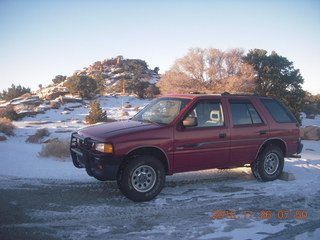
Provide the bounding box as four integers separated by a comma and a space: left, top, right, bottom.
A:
219, 133, 226, 138
259, 130, 267, 135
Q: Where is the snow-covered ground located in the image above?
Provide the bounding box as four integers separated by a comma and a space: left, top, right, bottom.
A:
1, 95, 150, 179
0, 95, 320, 240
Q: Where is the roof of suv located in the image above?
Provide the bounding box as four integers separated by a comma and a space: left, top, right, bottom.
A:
161, 93, 271, 100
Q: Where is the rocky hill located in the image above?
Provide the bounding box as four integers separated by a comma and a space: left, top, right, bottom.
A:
0, 56, 160, 119
74, 56, 160, 93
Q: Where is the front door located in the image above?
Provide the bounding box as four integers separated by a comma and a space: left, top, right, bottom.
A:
173, 100, 230, 172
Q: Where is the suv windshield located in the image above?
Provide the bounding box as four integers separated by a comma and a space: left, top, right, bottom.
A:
133, 98, 191, 125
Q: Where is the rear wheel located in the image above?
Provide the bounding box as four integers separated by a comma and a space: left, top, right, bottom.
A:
117, 155, 165, 202
251, 145, 284, 182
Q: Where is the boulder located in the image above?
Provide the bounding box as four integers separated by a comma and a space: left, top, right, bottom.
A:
45, 91, 68, 100
50, 101, 61, 109
279, 171, 296, 181
300, 126, 320, 141
0, 135, 7, 141
59, 95, 82, 103
18, 111, 38, 118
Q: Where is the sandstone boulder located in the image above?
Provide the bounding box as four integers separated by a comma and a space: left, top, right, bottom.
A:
300, 126, 320, 140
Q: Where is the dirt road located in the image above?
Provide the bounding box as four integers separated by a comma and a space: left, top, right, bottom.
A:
0, 170, 319, 240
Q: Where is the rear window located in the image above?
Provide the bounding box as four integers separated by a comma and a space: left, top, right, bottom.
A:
261, 99, 296, 123
230, 103, 263, 126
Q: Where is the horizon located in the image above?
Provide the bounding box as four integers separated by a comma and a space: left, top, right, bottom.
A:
1, 0, 319, 94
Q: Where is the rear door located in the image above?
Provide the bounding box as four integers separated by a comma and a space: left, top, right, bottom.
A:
228, 98, 269, 166
173, 99, 230, 172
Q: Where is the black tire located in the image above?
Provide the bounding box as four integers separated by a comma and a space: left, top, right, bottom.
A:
251, 145, 284, 182
117, 155, 165, 202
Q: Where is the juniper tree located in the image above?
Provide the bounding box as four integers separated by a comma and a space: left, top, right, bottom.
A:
85, 100, 107, 124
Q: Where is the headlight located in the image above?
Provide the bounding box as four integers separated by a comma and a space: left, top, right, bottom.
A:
95, 143, 113, 154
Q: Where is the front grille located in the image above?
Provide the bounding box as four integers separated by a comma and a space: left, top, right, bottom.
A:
71, 133, 94, 150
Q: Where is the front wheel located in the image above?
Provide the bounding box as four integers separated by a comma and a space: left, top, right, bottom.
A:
251, 145, 284, 182
117, 155, 165, 202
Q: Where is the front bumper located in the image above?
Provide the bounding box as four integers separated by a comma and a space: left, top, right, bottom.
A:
70, 132, 123, 180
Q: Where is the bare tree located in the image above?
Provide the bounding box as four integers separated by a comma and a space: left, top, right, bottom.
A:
158, 48, 256, 94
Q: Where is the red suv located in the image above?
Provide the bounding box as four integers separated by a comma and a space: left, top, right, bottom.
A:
70, 94, 302, 201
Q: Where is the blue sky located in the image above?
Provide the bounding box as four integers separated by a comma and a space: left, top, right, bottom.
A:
1, 0, 320, 94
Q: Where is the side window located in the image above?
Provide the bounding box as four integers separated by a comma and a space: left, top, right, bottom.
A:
186, 102, 224, 128
231, 103, 263, 126
247, 104, 263, 124
261, 99, 296, 123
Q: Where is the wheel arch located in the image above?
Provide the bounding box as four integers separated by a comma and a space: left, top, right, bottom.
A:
255, 138, 287, 160
123, 146, 170, 174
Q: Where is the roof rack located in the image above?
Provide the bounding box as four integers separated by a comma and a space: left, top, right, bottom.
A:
189, 91, 207, 94
188, 91, 262, 97
221, 92, 261, 97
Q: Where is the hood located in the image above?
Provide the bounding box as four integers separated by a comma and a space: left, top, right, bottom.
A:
78, 120, 161, 141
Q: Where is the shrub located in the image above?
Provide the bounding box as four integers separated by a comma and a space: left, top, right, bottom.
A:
126, 79, 160, 99
50, 101, 61, 109
26, 128, 50, 143
0, 117, 15, 136
52, 75, 67, 84
85, 100, 107, 124
38, 138, 70, 160
302, 104, 320, 116
1, 84, 31, 101
0, 106, 19, 121
64, 75, 97, 98
145, 84, 160, 99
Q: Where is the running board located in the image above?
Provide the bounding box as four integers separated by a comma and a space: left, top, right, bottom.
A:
289, 154, 301, 158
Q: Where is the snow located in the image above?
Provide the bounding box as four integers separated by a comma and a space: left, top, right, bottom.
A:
0, 94, 149, 180
301, 112, 320, 127
0, 96, 320, 239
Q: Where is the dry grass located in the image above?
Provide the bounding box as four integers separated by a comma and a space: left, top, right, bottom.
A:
0, 106, 19, 121
0, 117, 11, 123
38, 138, 70, 160
0, 117, 15, 136
122, 111, 129, 117
26, 128, 50, 143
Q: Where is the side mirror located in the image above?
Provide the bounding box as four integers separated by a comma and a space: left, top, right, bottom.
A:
182, 117, 197, 127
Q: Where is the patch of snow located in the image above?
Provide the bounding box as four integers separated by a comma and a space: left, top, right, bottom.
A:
301, 113, 320, 127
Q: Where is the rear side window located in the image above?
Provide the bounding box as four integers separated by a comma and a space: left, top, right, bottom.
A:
231, 103, 263, 126
261, 99, 296, 123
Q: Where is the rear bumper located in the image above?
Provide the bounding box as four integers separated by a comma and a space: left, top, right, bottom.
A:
70, 132, 123, 180
289, 140, 303, 158
297, 140, 303, 154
